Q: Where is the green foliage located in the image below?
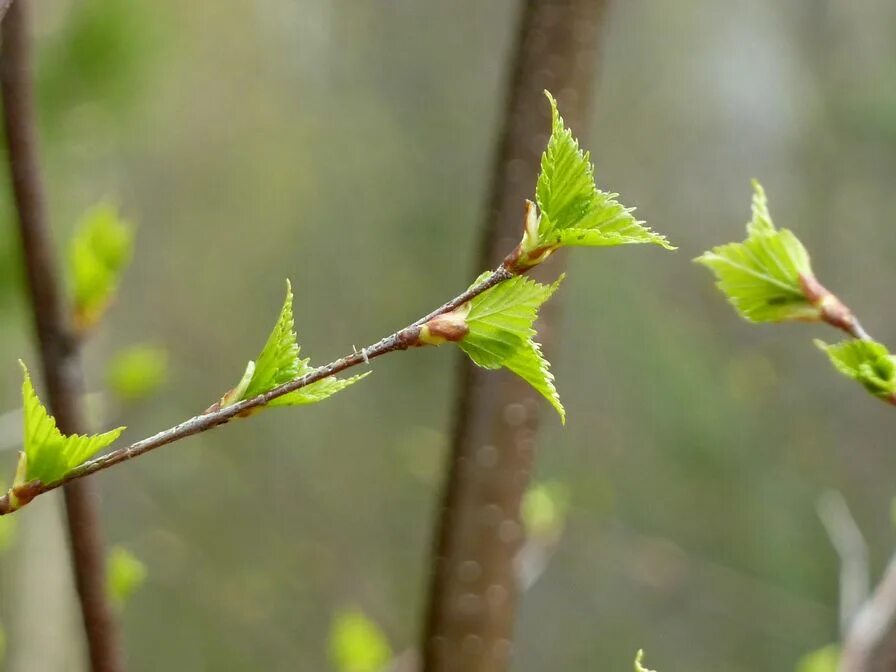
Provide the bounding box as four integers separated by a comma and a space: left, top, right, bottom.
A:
106, 345, 168, 402
18, 362, 124, 487
634, 649, 657, 672
328, 608, 392, 672
795, 644, 839, 672
38, 0, 160, 128
221, 281, 368, 409
815, 339, 896, 401
106, 546, 147, 610
457, 274, 565, 421
522, 91, 672, 262
522, 480, 570, 539
696, 181, 820, 323
68, 203, 134, 330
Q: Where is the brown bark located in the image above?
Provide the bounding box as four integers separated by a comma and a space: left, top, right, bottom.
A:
0, 2, 125, 670
420, 1, 609, 670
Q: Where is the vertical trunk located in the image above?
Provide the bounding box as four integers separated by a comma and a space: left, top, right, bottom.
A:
0, 3, 125, 671
421, 1, 608, 670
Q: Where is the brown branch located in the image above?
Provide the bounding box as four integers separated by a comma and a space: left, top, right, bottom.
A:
0, 3, 125, 671
0, 265, 516, 514
420, 1, 608, 670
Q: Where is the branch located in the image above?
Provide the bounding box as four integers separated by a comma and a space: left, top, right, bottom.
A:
817, 491, 870, 636
0, 265, 515, 515
841, 553, 896, 672
0, 2, 125, 670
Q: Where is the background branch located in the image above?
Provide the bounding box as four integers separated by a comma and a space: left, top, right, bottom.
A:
0, 2, 125, 670
817, 491, 870, 636
420, 1, 609, 669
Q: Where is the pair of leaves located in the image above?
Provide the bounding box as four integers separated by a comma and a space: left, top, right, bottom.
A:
17, 363, 124, 488
444, 274, 565, 421
220, 281, 368, 410
817, 339, 896, 403
515, 92, 672, 267
69, 203, 134, 330
696, 181, 820, 323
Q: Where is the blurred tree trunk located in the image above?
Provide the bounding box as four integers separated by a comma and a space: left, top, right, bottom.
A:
1, 3, 125, 671
420, 1, 609, 670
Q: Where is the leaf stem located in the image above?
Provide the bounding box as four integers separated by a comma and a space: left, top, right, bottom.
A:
0, 265, 515, 515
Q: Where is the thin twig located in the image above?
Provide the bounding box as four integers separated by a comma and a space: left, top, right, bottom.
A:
0, 265, 514, 514
841, 554, 896, 672
817, 491, 870, 635
0, 2, 125, 670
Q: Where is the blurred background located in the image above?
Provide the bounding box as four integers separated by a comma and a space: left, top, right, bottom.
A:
0, 0, 895, 670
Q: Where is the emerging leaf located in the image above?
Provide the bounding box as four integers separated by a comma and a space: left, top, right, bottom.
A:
634, 649, 657, 672
451, 274, 565, 421
509, 91, 672, 269
696, 181, 823, 323
18, 362, 124, 487
815, 339, 896, 403
328, 608, 392, 672
106, 546, 147, 610
220, 281, 368, 410
68, 202, 134, 330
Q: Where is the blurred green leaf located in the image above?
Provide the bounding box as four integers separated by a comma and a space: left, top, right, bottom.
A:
68, 203, 134, 331
696, 181, 820, 323
522, 480, 570, 539
521, 91, 672, 264
106, 546, 147, 610
328, 608, 392, 672
106, 345, 168, 402
452, 274, 565, 421
634, 649, 657, 672
815, 339, 896, 402
38, 0, 159, 127
221, 281, 368, 409
17, 362, 124, 488
796, 644, 839, 672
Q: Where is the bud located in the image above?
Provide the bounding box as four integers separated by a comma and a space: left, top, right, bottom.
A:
419, 304, 471, 345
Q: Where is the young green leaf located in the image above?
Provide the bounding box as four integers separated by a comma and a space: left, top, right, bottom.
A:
796, 644, 839, 672
429, 274, 565, 421
220, 281, 368, 410
18, 362, 124, 487
815, 339, 896, 403
634, 649, 657, 672
510, 91, 672, 269
696, 181, 822, 323
522, 480, 570, 540
106, 344, 168, 402
328, 608, 392, 672
68, 202, 134, 330
106, 546, 147, 610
